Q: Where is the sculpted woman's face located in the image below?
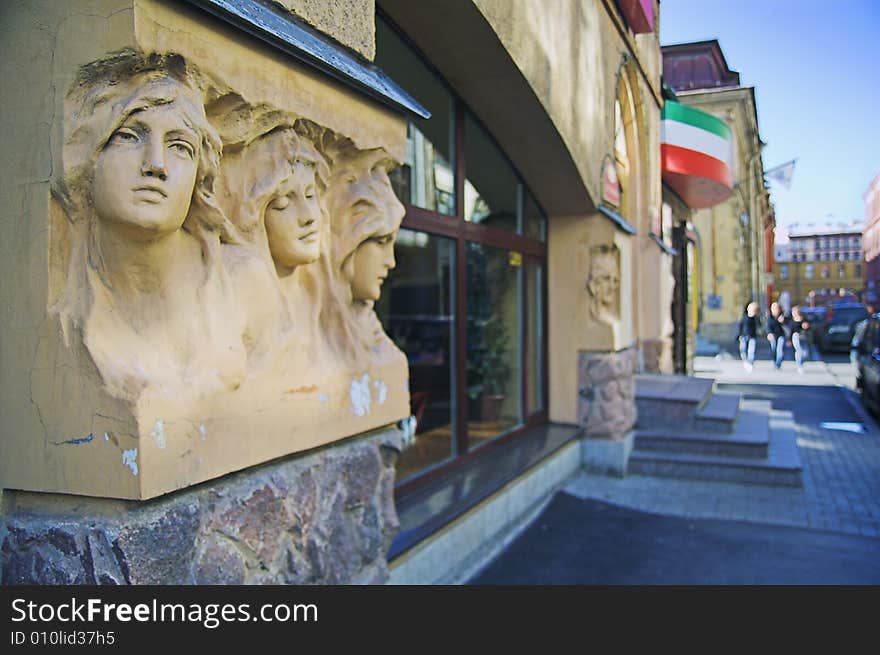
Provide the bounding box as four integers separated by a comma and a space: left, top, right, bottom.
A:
589, 254, 619, 311
327, 149, 404, 247
350, 233, 396, 302
327, 148, 404, 301
264, 159, 323, 269
93, 103, 199, 240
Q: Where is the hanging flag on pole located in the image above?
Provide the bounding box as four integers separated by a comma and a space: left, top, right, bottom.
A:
765, 159, 797, 190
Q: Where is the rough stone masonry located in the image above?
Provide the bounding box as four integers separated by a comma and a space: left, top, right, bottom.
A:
1, 427, 404, 585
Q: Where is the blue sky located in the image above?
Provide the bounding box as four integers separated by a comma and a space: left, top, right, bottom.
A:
660, 0, 880, 234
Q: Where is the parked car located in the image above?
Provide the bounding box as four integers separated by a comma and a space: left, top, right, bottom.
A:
856, 314, 880, 415
817, 303, 870, 352
799, 306, 828, 325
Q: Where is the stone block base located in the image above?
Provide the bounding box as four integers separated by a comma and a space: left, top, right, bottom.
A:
577, 348, 637, 437
1, 427, 404, 585
581, 432, 634, 477
641, 337, 672, 374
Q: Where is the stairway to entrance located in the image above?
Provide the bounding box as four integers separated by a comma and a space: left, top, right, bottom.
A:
630, 374, 803, 487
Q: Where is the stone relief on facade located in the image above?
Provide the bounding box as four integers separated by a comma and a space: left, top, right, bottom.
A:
587, 244, 621, 324
42, 50, 409, 496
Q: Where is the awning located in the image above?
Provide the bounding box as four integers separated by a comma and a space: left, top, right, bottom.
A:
661, 101, 733, 209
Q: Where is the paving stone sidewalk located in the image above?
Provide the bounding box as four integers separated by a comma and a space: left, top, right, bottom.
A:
562, 354, 880, 539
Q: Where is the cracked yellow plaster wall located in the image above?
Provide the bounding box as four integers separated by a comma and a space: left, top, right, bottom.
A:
549, 215, 632, 424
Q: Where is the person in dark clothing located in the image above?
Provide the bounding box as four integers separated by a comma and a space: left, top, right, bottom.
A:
737, 301, 761, 372
788, 305, 810, 373
766, 301, 787, 369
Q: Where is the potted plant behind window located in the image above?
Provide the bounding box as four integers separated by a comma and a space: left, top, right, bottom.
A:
467, 313, 511, 421
466, 242, 512, 422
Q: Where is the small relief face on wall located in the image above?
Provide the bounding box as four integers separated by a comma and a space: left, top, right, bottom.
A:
93, 103, 201, 239
215, 121, 330, 276
324, 144, 404, 306
52, 49, 408, 414
264, 147, 326, 271
587, 244, 620, 324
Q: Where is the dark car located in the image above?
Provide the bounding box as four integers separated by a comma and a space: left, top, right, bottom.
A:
856, 315, 880, 415
800, 306, 828, 325
817, 303, 870, 352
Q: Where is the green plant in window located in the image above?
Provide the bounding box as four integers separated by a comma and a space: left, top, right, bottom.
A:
467, 313, 511, 400
466, 245, 512, 403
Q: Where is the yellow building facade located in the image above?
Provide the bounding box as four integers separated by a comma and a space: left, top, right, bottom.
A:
665, 76, 771, 344
1, 0, 669, 584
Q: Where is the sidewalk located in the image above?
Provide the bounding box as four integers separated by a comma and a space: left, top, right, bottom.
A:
563, 353, 880, 537
468, 349, 880, 584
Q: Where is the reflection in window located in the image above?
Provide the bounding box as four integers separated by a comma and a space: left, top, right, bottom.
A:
376, 19, 455, 216
526, 262, 544, 415
466, 243, 521, 446
375, 230, 456, 482
464, 112, 518, 232
523, 188, 546, 242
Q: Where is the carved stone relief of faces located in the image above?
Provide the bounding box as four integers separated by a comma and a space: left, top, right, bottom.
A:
264, 158, 323, 269
92, 103, 200, 241
588, 246, 620, 320
350, 232, 397, 302
326, 147, 404, 302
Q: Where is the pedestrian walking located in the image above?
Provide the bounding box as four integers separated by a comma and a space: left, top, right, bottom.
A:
766, 302, 786, 369
737, 301, 761, 372
788, 305, 810, 373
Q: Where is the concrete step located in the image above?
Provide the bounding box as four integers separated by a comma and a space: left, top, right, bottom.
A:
693, 391, 742, 434
628, 408, 802, 487
635, 411, 767, 459
635, 374, 715, 429
634, 399, 769, 459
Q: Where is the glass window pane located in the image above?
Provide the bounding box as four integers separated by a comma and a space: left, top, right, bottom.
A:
523, 187, 546, 241
466, 242, 521, 446
375, 230, 456, 482
526, 262, 544, 415
375, 19, 455, 215
464, 112, 518, 231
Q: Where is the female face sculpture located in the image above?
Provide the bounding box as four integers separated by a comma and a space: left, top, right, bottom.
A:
62, 60, 225, 248
92, 102, 201, 241
588, 246, 620, 319
326, 147, 404, 303
215, 126, 327, 272
263, 143, 325, 269
349, 232, 397, 302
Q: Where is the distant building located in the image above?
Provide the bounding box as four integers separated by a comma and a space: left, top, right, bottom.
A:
774, 222, 864, 306
864, 174, 880, 304
662, 40, 773, 347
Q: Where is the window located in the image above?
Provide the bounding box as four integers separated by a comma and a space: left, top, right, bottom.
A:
780, 265, 789, 280
806, 264, 814, 279
838, 264, 846, 279
856, 264, 863, 277
375, 17, 547, 489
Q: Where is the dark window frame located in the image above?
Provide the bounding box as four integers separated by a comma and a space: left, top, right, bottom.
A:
378, 14, 549, 498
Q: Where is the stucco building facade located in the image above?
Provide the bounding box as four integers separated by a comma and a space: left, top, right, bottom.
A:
863, 174, 880, 304
662, 41, 773, 348
1, 0, 671, 584
775, 222, 864, 307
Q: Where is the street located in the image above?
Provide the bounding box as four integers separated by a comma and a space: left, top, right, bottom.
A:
469, 346, 880, 584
